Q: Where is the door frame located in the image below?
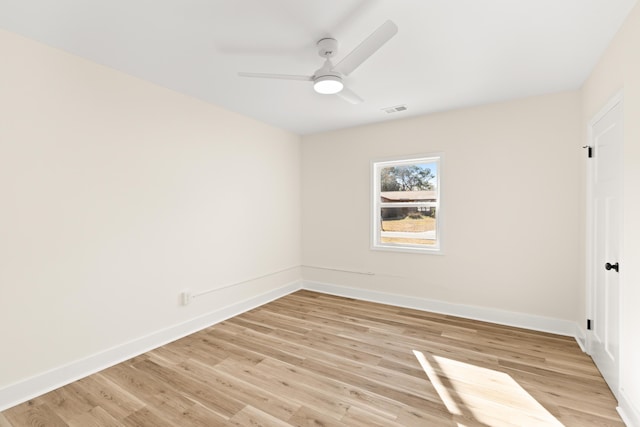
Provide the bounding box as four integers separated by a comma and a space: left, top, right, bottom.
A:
585, 91, 624, 396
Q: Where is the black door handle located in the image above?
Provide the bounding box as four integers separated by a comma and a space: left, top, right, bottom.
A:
605, 262, 619, 272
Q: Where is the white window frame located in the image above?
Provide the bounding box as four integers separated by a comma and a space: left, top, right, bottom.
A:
371, 153, 443, 254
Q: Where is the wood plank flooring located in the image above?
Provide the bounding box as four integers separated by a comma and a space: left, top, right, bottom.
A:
1, 290, 623, 426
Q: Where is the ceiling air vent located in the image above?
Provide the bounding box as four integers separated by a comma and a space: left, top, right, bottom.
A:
382, 105, 408, 114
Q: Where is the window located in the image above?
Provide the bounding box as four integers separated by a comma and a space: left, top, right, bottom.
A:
372, 154, 442, 253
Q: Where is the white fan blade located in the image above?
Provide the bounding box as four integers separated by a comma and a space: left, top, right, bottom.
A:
336, 87, 364, 104
238, 72, 312, 81
333, 20, 398, 76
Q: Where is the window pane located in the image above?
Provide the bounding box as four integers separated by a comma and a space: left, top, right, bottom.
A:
380, 162, 437, 193
380, 206, 437, 246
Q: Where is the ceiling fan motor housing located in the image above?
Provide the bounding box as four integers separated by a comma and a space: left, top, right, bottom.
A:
312, 58, 344, 94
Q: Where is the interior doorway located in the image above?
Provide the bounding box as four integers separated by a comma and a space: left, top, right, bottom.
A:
586, 93, 623, 399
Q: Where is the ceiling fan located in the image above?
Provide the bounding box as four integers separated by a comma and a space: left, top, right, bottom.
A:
238, 20, 398, 104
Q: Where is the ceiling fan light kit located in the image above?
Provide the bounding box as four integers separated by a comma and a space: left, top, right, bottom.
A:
239, 20, 398, 104
313, 75, 344, 94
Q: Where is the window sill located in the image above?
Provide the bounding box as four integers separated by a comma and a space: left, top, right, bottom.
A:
371, 244, 444, 255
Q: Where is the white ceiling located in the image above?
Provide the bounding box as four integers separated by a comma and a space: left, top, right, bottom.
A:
1, 0, 637, 134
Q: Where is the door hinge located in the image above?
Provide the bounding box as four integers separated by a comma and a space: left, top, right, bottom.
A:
587, 319, 592, 330
582, 145, 593, 158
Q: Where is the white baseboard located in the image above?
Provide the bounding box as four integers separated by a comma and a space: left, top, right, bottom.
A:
574, 325, 587, 352
0, 280, 302, 412
303, 280, 581, 339
618, 389, 640, 427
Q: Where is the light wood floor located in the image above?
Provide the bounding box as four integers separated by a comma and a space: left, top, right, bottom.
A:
1, 290, 623, 426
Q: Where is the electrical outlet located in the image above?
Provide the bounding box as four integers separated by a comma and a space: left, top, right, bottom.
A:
181, 290, 192, 306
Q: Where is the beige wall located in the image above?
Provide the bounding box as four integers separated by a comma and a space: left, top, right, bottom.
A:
0, 30, 301, 388
302, 91, 582, 321
582, 2, 640, 421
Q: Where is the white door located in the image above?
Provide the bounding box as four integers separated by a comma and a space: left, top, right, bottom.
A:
588, 99, 623, 399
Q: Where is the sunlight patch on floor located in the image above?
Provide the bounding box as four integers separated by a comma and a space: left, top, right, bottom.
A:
413, 350, 564, 426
